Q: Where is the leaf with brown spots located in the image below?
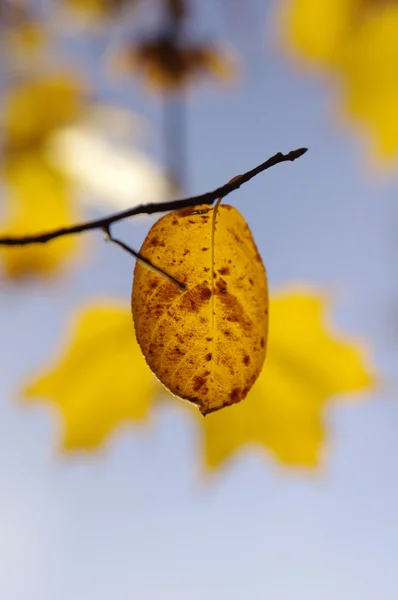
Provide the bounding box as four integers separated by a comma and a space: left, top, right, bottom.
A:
131, 203, 269, 415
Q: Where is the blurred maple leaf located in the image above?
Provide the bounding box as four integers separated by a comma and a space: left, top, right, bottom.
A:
23, 304, 158, 450
278, 0, 398, 159
199, 289, 373, 470
0, 75, 84, 279
22, 291, 374, 470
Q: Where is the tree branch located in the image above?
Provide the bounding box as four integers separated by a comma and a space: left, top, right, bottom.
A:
0, 147, 307, 247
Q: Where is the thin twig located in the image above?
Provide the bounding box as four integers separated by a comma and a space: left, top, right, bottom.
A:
0, 148, 307, 247
103, 225, 186, 289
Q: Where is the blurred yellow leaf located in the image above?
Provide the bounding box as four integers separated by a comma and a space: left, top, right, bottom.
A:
23, 304, 158, 451
340, 6, 398, 157
65, 0, 130, 18
132, 203, 268, 415
279, 0, 398, 158
3, 75, 83, 154
0, 74, 85, 279
280, 0, 352, 68
198, 290, 374, 469
0, 154, 78, 279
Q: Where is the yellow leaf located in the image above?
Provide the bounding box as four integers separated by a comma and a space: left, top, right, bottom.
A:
3, 75, 83, 154
23, 303, 158, 451
0, 154, 79, 279
339, 5, 398, 158
279, 0, 398, 159
65, 0, 129, 18
280, 0, 353, 68
132, 203, 268, 415
198, 289, 374, 469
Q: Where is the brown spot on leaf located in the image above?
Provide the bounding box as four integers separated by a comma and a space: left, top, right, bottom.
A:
200, 286, 212, 300
205, 352, 212, 361
243, 355, 250, 366
218, 293, 253, 332
193, 373, 209, 392
201, 247, 209, 252
179, 282, 212, 312
218, 266, 230, 276
178, 207, 195, 217
260, 337, 265, 348
149, 237, 165, 248
215, 279, 228, 294
230, 388, 242, 403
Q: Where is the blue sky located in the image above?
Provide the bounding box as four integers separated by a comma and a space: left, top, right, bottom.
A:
1, 1, 398, 599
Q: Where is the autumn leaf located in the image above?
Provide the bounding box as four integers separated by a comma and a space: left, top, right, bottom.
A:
0, 154, 79, 279
23, 304, 159, 451
0, 74, 85, 279
197, 289, 374, 469
132, 203, 268, 415
2, 74, 83, 155
278, 0, 398, 159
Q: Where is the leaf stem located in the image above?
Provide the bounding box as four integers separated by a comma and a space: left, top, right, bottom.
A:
103, 226, 186, 289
